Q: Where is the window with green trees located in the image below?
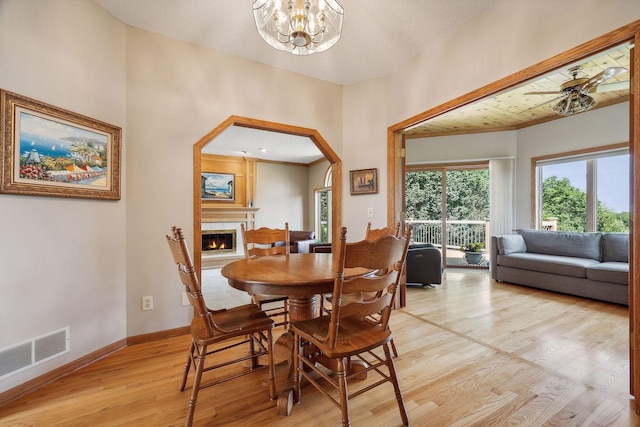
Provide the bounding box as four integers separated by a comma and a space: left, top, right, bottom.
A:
406, 166, 490, 268
536, 148, 629, 233
406, 169, 489, 222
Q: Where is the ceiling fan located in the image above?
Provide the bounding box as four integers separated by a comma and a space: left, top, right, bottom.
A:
524, 65, 629, 116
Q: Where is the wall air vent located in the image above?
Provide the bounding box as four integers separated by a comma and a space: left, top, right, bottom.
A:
0, 327, 69, 379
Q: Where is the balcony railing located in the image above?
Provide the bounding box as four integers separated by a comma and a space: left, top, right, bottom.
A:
406, 219, 490, 250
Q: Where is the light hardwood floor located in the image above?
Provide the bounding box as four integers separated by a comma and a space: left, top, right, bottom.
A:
0, 269, 637, 426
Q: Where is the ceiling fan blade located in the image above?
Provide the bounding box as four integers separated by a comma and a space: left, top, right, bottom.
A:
580, 67, 628, 92
595, 80, 630, 93
523, 91, 563, 96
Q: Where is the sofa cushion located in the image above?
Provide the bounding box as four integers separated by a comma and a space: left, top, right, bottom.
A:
295, 239, 317, 253
496, 234, 527, 255
517, 229, 601, 261
496, 253, 599, 278
602, 233, 629, 263
586, 262, 629, 285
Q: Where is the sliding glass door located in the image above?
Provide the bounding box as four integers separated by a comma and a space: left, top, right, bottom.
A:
406, 163, 489, 268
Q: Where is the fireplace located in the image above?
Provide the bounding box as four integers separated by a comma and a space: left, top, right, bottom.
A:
202, 229, 236, 255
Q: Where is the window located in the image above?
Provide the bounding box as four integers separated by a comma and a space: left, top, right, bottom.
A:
314, 166, 332, 242
534, 145, 629, 232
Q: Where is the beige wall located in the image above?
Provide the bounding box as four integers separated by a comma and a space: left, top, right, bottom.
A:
124, 28, 343, 337
255, 162, 309, 230
406, 131, 518, 165
1, 0, 640, 394
0, 0, 127, 391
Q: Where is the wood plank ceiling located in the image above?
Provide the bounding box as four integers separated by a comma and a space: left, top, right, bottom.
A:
404, 44, 632, 139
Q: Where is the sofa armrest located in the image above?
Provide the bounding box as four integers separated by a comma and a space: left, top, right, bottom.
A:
490, 236, 499, 279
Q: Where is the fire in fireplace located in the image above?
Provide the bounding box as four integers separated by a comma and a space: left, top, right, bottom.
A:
202, 229, 236, 255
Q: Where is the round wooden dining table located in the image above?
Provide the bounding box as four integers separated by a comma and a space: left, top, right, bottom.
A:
221, 252, 338, 323
221, 252, 368, 415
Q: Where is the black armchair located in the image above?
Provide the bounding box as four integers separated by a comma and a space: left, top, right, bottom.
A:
405, 243, 443, 287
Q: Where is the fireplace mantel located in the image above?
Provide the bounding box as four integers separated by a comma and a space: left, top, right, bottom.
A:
202, 206, 259, 225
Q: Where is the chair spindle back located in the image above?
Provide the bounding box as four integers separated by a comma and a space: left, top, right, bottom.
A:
241, 223, 290, 258
365, 222, 401, 241
324, 225, 412, 349
166, 226, 215, 336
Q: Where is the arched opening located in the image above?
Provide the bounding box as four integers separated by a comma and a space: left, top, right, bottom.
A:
193, 115, 342, 275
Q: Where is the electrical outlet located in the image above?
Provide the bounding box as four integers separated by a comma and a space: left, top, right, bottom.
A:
141, 296, 153, 311
367, 207, 374, 218
181, 292, 190, 306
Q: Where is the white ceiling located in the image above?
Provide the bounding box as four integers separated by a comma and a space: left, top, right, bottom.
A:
93, 0, 497, 86
201, 125, 325, 163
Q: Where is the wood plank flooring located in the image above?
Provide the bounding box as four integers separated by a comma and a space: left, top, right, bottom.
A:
0, 269, 636, 426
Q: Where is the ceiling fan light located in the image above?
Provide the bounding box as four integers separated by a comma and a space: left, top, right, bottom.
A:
552, 93, 597, 116
253, 0, 344, 55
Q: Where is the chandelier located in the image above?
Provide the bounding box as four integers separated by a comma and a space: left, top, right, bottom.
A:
253, 0, 344, 55
551, 91, 597, 116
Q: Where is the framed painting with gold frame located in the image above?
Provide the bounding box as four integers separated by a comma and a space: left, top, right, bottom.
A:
0, 90, 121, 200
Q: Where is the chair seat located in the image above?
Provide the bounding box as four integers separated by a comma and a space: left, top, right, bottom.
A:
292, 315, 392, 358
192, 304, 274, 343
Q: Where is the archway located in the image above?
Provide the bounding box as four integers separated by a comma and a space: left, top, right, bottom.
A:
193, 115, 342, 274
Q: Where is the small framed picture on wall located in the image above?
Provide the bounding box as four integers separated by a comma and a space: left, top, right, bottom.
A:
349, 168, 378, 195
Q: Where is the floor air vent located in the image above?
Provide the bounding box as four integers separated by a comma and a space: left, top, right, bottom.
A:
0, 327, 69, 379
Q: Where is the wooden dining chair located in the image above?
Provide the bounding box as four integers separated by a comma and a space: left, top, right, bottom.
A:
366, 221, 402, 357
166, 227, 276, 427
241, 223, 290, 328
365, 221, 401, 241
292, 225, 412, 427
319, 222, 401, 317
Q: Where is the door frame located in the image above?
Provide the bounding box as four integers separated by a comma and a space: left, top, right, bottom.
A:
387, 20, 640, 406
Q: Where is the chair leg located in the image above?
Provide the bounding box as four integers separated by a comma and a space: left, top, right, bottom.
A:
185, 343, 207, 427
180, 339, 195, 392
383, 343, 409, 427
249, 333, 258, 370
390, 338, 399, 358
267, 329, 276, 401
283, 300, 289, 329
337, 356, 350, 427
293, 333, 301, 403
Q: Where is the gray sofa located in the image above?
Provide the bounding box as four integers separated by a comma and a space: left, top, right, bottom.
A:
490, 229, 629, 305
